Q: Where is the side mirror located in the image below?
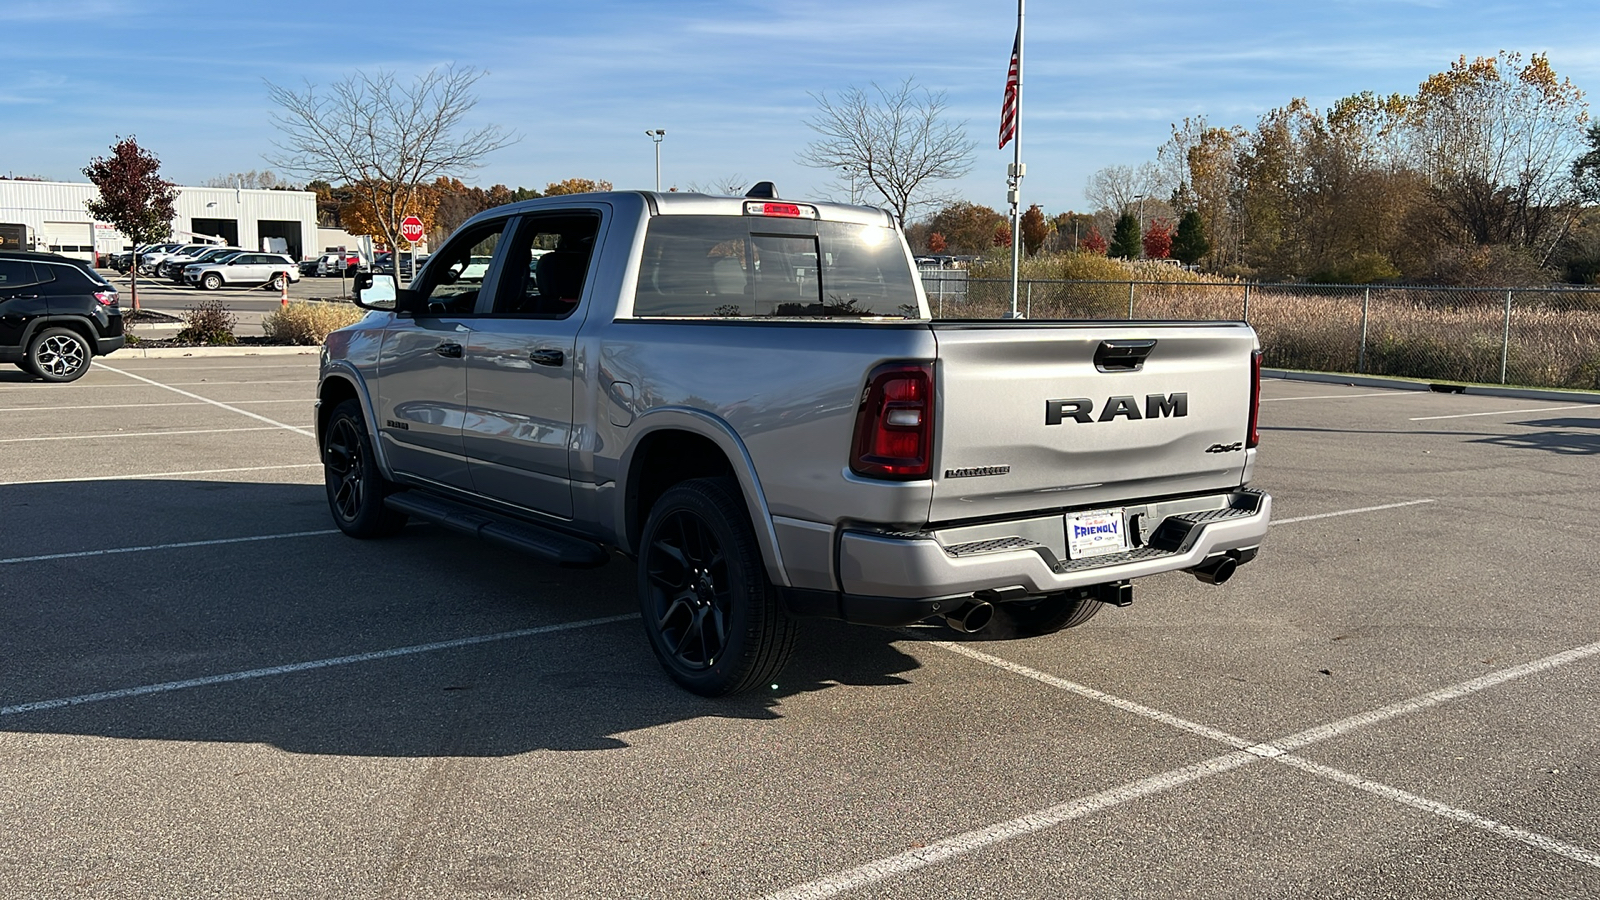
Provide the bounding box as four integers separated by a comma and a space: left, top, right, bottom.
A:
352, 272, 398, 311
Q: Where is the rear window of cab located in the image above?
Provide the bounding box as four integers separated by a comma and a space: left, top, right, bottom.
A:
632, 216, 920, 319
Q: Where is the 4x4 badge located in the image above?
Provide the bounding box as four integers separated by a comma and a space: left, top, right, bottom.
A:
1205, 442, 1243, 453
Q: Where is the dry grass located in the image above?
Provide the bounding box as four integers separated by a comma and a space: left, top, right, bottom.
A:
931, 278, 1600, 390
262, 301, 368, 345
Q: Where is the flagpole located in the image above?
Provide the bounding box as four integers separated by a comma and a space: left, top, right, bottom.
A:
1008, 0, 1025, 318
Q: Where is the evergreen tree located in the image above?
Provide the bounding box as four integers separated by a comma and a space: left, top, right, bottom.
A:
1172, 210, 1211, 265
1109, 211, 1141, 259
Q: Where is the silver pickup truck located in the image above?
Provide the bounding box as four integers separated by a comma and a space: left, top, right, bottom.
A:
318, 186, 1271, 695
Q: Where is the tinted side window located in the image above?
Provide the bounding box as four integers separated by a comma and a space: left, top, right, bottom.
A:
0, 260, 41, 288
491, 213, 601, 318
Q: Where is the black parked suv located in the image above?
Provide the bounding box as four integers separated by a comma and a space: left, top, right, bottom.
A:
0, 251, 125, 382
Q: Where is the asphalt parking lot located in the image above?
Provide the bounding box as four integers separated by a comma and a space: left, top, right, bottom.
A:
2, 357, 1599, 899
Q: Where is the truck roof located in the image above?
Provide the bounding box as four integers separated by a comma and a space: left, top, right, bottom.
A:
468, 189, 898, 229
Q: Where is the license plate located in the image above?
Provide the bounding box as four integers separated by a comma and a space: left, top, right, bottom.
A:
1066, 508, 1129, 559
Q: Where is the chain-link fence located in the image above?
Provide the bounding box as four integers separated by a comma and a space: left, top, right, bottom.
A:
918, 276, 1600, 391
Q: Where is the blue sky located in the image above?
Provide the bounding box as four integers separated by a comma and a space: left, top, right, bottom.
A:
5, 1, 1599, 217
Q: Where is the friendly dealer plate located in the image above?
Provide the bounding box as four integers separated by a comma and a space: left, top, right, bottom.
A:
1066, 508, 1130, 559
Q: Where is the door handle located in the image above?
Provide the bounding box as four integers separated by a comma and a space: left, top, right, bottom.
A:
530, 348, 564, 367
435, 342, 464, 359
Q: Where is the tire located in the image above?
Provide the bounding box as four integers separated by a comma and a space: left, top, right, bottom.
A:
638, 477, 798, 696
322, 399, 407, 538
202, 273, 223, 290
268, 273, 287, 292
26, 327, 93, 383
995, 589, 1102, 637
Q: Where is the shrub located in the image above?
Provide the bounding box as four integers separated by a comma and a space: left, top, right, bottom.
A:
262, 301, 367, 345
176, 297, 237, 345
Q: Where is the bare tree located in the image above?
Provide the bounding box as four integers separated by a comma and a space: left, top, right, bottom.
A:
798, 78, 975, 220
684, 174, 750, 196
265, 65, 516, 261
204, 170, 286, 190
1084, 162, 1164, 216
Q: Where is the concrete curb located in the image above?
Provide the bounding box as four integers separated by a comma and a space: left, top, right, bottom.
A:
106, 345, 321, 359
1265, 369, 1600, 405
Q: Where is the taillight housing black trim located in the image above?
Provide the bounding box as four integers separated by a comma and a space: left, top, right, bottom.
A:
1247, 349, 1262, 448
850, 361, 935, 480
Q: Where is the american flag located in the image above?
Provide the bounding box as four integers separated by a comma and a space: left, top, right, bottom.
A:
998, 30, 1020, 150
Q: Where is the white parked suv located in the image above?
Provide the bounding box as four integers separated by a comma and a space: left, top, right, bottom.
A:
185, 253, 301, 290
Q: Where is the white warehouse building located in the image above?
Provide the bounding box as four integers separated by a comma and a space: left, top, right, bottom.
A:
0, 180, 318, 264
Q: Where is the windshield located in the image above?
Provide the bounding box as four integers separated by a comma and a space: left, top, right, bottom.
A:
632, 216, 920, 318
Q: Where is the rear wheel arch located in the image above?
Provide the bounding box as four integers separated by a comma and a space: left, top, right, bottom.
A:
624, 428, 737, 555
21, 316, 99, 354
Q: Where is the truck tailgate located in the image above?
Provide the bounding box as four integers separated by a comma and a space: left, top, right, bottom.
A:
930, 322, 1256, 523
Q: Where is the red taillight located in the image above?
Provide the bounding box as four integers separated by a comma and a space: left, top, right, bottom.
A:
1247, 349, 1262, 448
94, 290, 117, 306
850, 362, 934, 480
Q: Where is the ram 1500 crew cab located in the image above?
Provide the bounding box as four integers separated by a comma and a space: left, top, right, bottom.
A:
318, 186, 1271, 695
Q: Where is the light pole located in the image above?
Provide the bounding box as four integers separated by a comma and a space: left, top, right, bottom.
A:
646, 129, 665, 191
840, 164, 860, 204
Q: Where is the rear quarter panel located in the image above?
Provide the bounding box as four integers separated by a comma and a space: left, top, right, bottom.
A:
586, 319, 938, 529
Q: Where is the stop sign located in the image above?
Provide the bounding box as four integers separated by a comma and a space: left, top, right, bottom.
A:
400, 216, 425, 244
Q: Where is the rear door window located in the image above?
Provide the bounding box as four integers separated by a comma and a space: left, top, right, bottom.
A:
633, 215, 918, 318
490, 212, 601, 318
0, 260, 42, 289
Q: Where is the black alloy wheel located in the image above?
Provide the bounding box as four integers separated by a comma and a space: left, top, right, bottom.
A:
322, 399, 407, 538
638, 478, 797, 696
27, 328, 92, 383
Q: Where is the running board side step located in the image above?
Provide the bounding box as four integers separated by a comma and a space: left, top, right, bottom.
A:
384, 491, 610, 568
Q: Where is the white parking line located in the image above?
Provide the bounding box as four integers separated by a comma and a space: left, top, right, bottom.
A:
0, 426, 288, 443
0, 400, 307, 412
763, 750, 1262, 900
93, 362, 315, 437
1262, 391, 1424, 403
1275, 755, 1600, 868
0, 380, 311, 391
1272, 499, 1436, 525
0, 528, 342, 565
764, 639, 1600, 898
104, 364, 318, 371
1411, 404, 1596, 421
0, 614, 639, 718
0, 463, 321, 485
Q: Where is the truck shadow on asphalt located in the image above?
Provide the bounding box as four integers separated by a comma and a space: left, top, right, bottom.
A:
0, 479, 926, 757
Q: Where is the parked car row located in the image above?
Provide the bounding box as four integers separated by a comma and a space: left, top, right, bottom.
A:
107, 243, 427, 289
104, 243, 301, 290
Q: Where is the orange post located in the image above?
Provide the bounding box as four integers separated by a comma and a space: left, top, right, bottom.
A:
280, 274, 289, 306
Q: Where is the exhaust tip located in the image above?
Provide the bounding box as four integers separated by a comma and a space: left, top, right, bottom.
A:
944, 600, 994, 634
1191, 556, 1238, 585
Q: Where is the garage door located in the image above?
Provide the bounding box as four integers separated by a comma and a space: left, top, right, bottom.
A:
42, 221, 94, 262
